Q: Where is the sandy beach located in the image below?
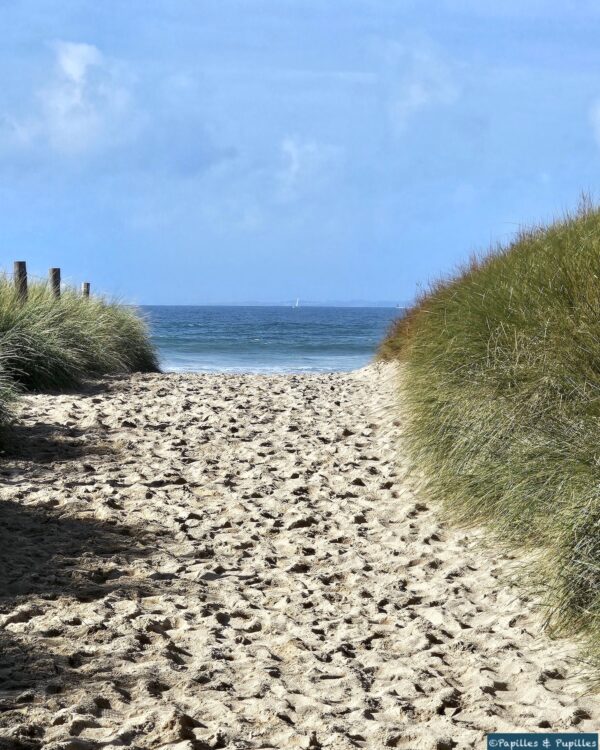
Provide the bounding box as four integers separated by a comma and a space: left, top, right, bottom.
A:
0, 364, 597, 749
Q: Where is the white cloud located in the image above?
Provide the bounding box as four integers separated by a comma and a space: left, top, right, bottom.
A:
55, 41, 102, 85
377, 40, 459, 134
39, 41, 132, 155
0, 40, 133, 160
278, 136, 343, 200
0, 42, 233, 178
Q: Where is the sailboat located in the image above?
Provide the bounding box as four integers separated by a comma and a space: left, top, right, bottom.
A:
294, 298, 300, 308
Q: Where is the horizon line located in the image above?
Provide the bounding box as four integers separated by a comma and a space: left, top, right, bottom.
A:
135, 301, 409, 308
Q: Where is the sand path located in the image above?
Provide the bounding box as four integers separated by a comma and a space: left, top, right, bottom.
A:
0, 365, 597, 749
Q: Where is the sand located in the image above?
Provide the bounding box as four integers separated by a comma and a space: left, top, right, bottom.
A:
0, 364, 597, 749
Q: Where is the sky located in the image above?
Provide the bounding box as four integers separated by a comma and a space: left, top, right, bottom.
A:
1, 1, 600, 304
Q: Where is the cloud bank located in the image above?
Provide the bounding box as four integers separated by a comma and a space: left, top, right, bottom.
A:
0, 40, 231, 178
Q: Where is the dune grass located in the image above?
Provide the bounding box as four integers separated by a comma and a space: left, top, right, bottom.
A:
379, 200, 600, 663
0, 276, 157, 422
0, 363, 18, 428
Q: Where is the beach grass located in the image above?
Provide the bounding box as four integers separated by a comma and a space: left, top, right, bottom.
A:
0, 276, 157, 410
379, 199, 600, 663
0, 359, 18, 428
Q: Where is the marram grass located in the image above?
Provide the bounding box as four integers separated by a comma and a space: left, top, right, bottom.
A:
380, 201, 600, 667
0, 276, 157, 400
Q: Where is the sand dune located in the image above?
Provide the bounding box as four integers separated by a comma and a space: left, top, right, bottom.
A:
0, 365, 597, 749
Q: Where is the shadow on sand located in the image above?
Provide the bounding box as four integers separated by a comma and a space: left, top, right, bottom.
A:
0, 415, 154, 748
1, 422, 112, 464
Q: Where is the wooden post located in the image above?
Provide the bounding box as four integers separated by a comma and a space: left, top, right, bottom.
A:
14, 261, 27, 301
82, 282, 90, 298
49, 267, 61, 298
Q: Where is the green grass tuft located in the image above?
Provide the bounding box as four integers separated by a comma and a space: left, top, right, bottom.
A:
0, 277, 157, 433
380, 199, 600, 666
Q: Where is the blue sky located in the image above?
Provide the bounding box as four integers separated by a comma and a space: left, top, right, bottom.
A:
1, 1, 600, 304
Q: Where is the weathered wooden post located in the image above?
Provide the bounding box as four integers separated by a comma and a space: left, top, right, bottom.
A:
14, 261, 27, 301
82, 282, 90, 298
49, 267, 61, 298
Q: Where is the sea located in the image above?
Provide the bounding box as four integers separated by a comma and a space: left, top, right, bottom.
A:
143, 305, 401, 374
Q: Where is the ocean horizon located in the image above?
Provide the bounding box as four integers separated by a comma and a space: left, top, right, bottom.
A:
143, 305, 401, 374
